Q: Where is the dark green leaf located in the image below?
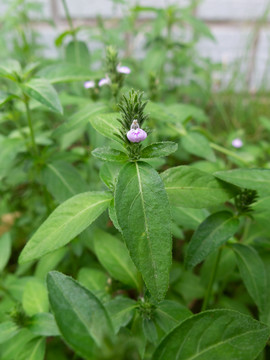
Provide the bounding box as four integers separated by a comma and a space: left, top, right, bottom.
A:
0, 233, 12, 271
28, 313, 60, 336
115, 161, 172, 302
141, 142, 178, 159
90, 113, 123, 144
181, 132, 216, 162
105, 297, 137, 334
92, 147, 128, 162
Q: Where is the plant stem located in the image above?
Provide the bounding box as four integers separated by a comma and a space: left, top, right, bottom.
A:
24, 99, 38, 155
61, 0, 74, 32
201, 247, 222, 311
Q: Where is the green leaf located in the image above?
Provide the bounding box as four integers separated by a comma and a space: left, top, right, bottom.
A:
37, 63, 99, 84
141, 142, 178, 159
90, 113, 123, 144
152, 309, 270, 360
47, 271, 113, 358
232, 243, 267, 315
92, 147, 128, 162
23, 78, 63, 114
28, 313, 60, 336
105, 297, 137, 334
22, 279, 49, 316
167, 103, 208, 123
99, 162, 123, 190
55, 102, 109, 135
65, 40, 90, 66
154, 300, 192, 333
0, 321, 19, 344
172, 206, 208, 230
185, 211, 239, 269
0, 329, 35, 360
161, 166, 237, 209
115, 161, 172, 302
42, 161, 89, 203
93, 229, 141, 289
17, 337, 45, 360
0, 59, 21, 80
0, 138, 25, 180
215, 169, 270, 195
0, 233, 11, 271
181, 132, 216, 162
19, 191, 112, 263
77, 267, 108, 301
35, 248, 67, 280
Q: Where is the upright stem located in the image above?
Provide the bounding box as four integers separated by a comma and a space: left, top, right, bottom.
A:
201, 248, 222, 311
24, 99, 38, 155
61, 0, 74, 32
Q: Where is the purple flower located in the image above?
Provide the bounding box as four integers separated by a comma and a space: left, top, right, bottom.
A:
98, 77, 111, 87
232, 138, 243, 148
84, 80, 95, 89
127, 120, 147, 143
117, 65, 131, 74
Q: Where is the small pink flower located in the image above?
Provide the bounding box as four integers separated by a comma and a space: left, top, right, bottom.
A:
117, 65, 131, 74
84, 80, 95, 89
98, 77, 111, 87
232, 138, 243, 148
127, 120, 147, 143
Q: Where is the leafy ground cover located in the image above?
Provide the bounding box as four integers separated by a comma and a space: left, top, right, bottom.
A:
0, 1, 270, 359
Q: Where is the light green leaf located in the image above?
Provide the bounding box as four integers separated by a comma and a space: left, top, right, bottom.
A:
47, 271, 113, 358
90, 113, 122, 144
22, 279, 49, 316
19, 191, 112, 263
0, 59, 21, 80
0, 321, 19, 344
92, 147, 128, 162
0, 329, 35, 360
17, 337, 45, 360
23, 78, 63, 114
0, 233, 11, 271
105, 297, 137, 334
115, 161, 172, 302
161, 166, 237, 208
35, 248, 67, 280
0, 138, 25, 180
182, 132, 216, 162
99, 162, 123, 190
65, 40, 90, 66
232, 243, 267, 316
93, 229, 141, 289
215, 169, 270, 195
42, 161, 89, 203
185, 211, 239, 269
152, 309, 270, 360
28, 313, 60, 337
141, 142, 178, 159
77, 267, 108, 301
37, 63, 98, 83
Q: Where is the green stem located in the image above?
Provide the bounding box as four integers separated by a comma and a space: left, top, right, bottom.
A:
201, 248, 222, 311
24, 99, 38, 155
61, 0, 74, 32
210, 142, 249, 165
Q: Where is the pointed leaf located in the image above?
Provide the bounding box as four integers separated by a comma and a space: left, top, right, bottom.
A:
0, 232, 12, 271
152, 310, 270, 360
115, 161, 172, 302
182, 132, 216, 162
0, 321, 19, 344
47, 271, 113, 358
141, 142, 178, 159
105, 297, 137, 334
17, 337, 45, 360
92, 147, 128, 162
90, 113, 123, 144
185, 211, 239, 269
161, 166, 237, 209
19, 191, 112, 263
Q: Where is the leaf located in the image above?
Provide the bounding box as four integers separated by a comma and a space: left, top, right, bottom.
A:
90, 113, 123, 144
181, 132, 216, 162
35, 248, 67, 280
161, 166, 237, 209
19, 191, 112, 263
55, 102, 109, 135
65, 40, 90, 66
77, 267, 108, 301
17, 337, 45, 360
0, 321, 19, 344
47, 271, 113, 358
23, 78, 63, 114
215, 169, 270, 195
152, 309, 270, 360
167, 103, 208, 124
0, 59, 21, 80
172, 206, 208, 230
0, 138, 25, 180
232, 243, 267, 315
0, 232, 11, 271
22, 279, 49, 316
154, 300, 192, 333
0, 329, 35, 360
141, 142, 178, 159
93, 229, 141, 289
37, 63, 99, 84
115, 161, 172, 302
105, 297, 137, 334
185, 211, 239, 269
42, 161, 89, 203
92, 147, 128, 162
99, 162, 123, 190
28, 313, 60, 336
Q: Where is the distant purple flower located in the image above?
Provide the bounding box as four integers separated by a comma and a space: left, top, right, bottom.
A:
98, 77, 111, 87
117, 65, 131, 74
127, 120, 147, 143
84, 80, 95, 89
232, 138, 243, 148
